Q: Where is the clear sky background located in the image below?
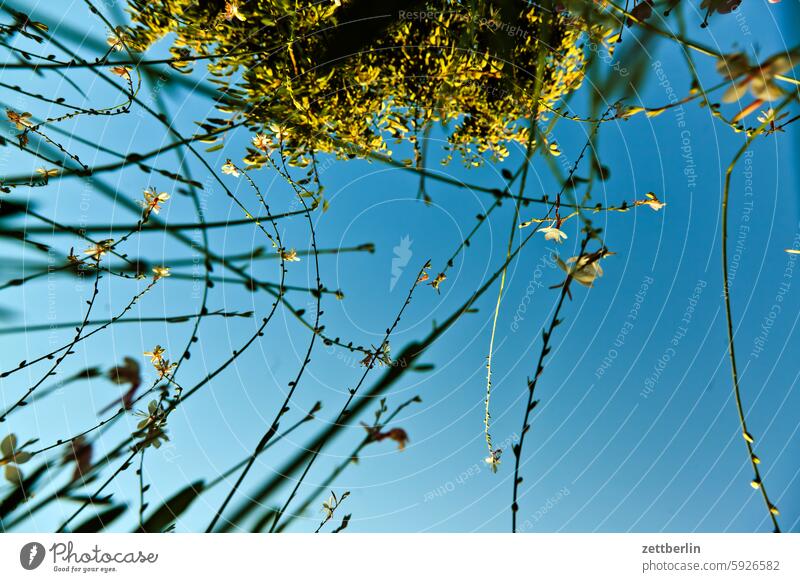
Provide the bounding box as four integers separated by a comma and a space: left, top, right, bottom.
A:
0, 1, 799, 533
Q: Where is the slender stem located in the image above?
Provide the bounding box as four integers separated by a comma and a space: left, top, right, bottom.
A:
485, 152, 533, 458
56, 451, 137, 533
205, 408, 319, 492
719, 103, 789, 532
275, 395, 420, 532
511, 234, 591, 532
268, 263, 429, 533
6, 209, 306, 234
204, 149, 323, 532
0, 269, 101, 421
0, 309, 251, 336
137, 450, 147, 530
0, 280, 157, 381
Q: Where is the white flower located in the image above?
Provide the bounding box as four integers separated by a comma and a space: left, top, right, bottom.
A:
634, 192, 666, 211
269, 123, 288, 142
221, 160, 240, 177
719, 53, 795, 103
756, 108, 787, 130
541, 224, 567, 244
758, 108, 776, 124
252, 133, 272, 152
484, 449, 502, 474
106, 27, 127, 51
557, 253, 606, 288
280, 248, 300, 262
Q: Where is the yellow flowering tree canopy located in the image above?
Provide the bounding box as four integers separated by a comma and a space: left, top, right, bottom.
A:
126, 0, 598, 166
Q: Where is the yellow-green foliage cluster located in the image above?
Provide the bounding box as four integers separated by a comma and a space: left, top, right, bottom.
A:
126, 1, 597, 166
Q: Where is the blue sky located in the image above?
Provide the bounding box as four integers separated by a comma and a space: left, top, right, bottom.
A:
0, 1, 798, 532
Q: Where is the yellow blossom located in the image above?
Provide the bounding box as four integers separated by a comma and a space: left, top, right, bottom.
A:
280, 248, 300, 262
6, 109, 32, 130
141, 188, 170, 215
223, 1, 246, 21
429, 272, 446, 293
107, 27, 127, 51
154, 359, 177, 379
417, 260, 432, 284
252, 133, 272, 152
110, 66, 131, 80
152, 266, 170, 281
143, 345, 165, 363
84, 239, 114, 261
36, 167, 58, 184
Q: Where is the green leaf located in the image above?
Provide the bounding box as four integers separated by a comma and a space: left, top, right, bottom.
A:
411, 363, 435, 372
250, 507, 278, 533
0, 463, 47, 520
138, 480, 205, 533
332, 514, 351, 533
71, 505, 128, 533
4, 465, 21, 485
13, 451, 31, 465
0, 434, 16, 458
